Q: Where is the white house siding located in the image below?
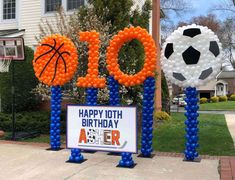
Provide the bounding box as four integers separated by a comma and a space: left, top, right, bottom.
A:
132, 0, 152, 35
198, 79, 217, 91
20, 0, 41, 47
0, 0, 154, 48
20, 0, 57, 47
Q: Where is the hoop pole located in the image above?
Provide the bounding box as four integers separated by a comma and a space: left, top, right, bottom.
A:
11, 60, 16, 140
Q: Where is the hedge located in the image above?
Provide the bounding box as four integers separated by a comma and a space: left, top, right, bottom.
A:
219, 96, 228, 102
0, 111, 67, 134
211, 96, 219, 103
0, 46, 40, 113
200, 98, 208, 104
230, 94, 235, 101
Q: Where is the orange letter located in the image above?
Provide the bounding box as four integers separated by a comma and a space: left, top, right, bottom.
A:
106, 26, 157, 87
77, 31, 106, 88
79, 128, 87, 143
112, 130, 120, 145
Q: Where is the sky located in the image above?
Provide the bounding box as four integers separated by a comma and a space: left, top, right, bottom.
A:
170, 0, 227, 24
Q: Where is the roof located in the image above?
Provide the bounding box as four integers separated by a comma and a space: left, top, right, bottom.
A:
217, 70, 235, 79
0, 29, 25, 37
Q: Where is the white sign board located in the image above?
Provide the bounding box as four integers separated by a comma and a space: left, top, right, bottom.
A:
67, 105, 137, 153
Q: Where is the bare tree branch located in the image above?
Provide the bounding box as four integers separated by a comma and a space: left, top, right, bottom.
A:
212, 0, 235, 15
160, 0, 192, 18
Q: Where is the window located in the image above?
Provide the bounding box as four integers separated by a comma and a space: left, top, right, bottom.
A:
3, 0, 16, 20
67, 0, 84, 10
45, 0, 62, 13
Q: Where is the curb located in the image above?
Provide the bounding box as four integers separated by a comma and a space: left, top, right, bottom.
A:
0, 140, 224, 160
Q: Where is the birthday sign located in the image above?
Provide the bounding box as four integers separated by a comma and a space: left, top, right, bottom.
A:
67, 105, 137, 153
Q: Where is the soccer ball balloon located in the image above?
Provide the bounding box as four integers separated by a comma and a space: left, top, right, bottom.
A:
161, 24, 222, 88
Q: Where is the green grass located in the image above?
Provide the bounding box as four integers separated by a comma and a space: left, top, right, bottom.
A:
21, 134, 66, 144
200, 101, 235, 111
153, 113, 235, 156
0, 132, 65, 144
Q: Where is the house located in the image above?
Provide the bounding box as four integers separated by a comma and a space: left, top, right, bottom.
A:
216, 70, 235, 96
0, 0, 163, 49
197, 70, 235, 98
0, 0, 87, 49
171, 70, 235, 99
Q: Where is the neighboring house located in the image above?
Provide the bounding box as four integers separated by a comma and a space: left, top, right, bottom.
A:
0, 0, 164, 49
171, 70, 235, 99
197, 70, 235, 98
216, 70, 235, 96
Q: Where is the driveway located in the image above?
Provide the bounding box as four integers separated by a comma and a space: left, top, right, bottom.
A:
0, 142, 219, 180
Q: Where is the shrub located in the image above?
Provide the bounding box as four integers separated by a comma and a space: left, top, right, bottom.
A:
211, 96, 219, 103
230, 94, 235, 101
154, 111, 171, 121
0, 111, 67, 134
219, 96, 228, 102
200, 98, 208, 104
0, 46, 40, 113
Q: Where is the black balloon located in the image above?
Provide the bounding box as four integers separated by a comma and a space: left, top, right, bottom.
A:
183, 28, 201, 38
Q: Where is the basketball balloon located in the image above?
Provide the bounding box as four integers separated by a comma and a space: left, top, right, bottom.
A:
33, 34, 78, 86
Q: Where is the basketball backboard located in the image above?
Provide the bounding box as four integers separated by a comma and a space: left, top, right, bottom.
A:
0, 37, 25, 61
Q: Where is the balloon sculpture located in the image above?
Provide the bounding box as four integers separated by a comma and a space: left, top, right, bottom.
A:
33, 26, 157, 168
161, 24, 222, 161
33, 34, 78, 150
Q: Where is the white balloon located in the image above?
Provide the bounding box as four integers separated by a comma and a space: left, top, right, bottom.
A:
161, 24, 223, 88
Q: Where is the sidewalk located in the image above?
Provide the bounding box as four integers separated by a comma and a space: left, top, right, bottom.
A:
0, 142, 219, 180
225, 114, 235, 147
219, 114, 235, 180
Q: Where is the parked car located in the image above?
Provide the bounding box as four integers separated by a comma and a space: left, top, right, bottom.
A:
178, 98, 187, 107
172, 94, 186, 104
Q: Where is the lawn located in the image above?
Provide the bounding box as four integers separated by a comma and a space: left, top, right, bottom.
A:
199, 101, 235, 111
153, 113, 235, 156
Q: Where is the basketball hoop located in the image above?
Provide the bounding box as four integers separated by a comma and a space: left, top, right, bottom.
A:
0, 58, 12, 72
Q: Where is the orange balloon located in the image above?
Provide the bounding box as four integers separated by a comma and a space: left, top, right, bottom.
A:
33, 34, 78, 86
77, 31, 106, 88
106, 26, 157, 87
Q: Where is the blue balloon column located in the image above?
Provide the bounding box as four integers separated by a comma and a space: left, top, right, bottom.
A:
108, 76, 135, 168
184, 87, 199, 161
68, 88, 98, 163
141, 77, 155, 157
86, 88, 98, 106
50, 86, 62, 150
108, 76, 120, 106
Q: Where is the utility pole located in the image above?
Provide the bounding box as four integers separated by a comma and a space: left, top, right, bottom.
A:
152, 0, 162, 111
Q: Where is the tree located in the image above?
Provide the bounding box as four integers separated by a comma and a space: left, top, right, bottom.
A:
0, 46, 39, 113
177, 14, 221, 33
87, 0, 134, 33
213, 0, 235, 15
219, 18, 235, 69
160, 0, 191, 17
160, 0, 192, 43
190, 14, 221, 33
